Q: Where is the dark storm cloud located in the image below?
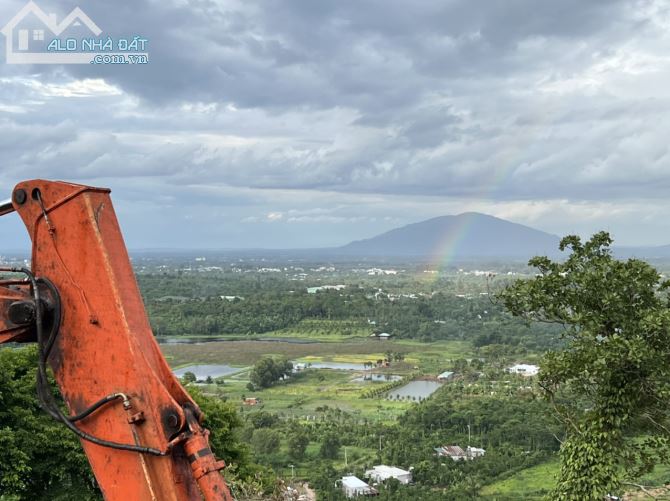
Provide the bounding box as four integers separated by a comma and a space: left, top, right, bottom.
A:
0, 0, 635, 108
1, 0, 670, 248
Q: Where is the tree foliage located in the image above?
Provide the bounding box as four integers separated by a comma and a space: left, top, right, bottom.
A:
288, 432, 309, 461
0, 346, 261, 500
142, 272, 560, 351
499, 232, 670, 500
250, 357, 293, 389
319, 431, 341, 459
251, 429, 281, 456
0, 346, 99, 500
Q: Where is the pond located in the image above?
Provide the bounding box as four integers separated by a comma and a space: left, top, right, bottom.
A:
386, 380, 443, 400
295, 361, 367, 370
173, 364, 242, 380
352, 374, 403, 382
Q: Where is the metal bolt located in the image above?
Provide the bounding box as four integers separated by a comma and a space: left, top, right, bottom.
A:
8, 301, 35, 325
128, 411, 145, 424
13, 189, 26, 205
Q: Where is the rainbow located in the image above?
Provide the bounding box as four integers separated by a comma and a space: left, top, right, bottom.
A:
429, 211, 474, 271
427, 157, 522, 272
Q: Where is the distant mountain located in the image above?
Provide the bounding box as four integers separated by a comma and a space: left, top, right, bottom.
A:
338, 212, 561, 259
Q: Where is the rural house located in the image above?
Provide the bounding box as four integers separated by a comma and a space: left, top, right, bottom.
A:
365, 465, 413, 484
507, 364, 540, 377
437, 371, 455, 381
435, 445, 467, 461
340, 476, 378, 498
435, 445, 486, 461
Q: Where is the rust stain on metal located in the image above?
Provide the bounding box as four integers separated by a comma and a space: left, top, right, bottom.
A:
94, 201, 105, 228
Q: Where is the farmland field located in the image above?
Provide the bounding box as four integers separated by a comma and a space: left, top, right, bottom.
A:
161, 337, 473, 420
161, 338, 474, 368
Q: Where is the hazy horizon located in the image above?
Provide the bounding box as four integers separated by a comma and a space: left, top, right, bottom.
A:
2, 209, 669, 253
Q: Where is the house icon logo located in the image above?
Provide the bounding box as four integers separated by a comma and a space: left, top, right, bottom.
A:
1, 1, 100, 64
1, 2, 148, 65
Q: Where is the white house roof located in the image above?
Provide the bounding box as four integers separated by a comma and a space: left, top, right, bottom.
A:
438, 371, 454, 379
438, 445, 466, 456
366, 465, 410, 477
508, 364, 539, 375
342, 476, 370, 489
378, 332, 391, 337
1, 1, 101, 37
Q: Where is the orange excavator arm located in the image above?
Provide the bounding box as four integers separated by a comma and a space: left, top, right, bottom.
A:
0, 180, 233, 501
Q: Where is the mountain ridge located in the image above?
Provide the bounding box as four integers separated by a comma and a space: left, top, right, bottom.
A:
338, 212, 561, 259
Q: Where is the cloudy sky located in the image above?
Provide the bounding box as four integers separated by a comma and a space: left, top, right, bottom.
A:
1, 0, 670, 250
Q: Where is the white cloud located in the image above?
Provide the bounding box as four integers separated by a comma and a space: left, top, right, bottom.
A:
2, 77, 123, 98
266, 212, 283, 221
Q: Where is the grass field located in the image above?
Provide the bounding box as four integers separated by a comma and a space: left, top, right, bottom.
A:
198, 367, 428, 421
228, 369, 422, 422
160, 338, 474, 367
160, 338, 471, 420
480, 458, 670, 500
479, 459, 558, 500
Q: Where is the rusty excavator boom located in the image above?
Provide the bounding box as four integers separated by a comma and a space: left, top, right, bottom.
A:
0, 180, 234, 501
